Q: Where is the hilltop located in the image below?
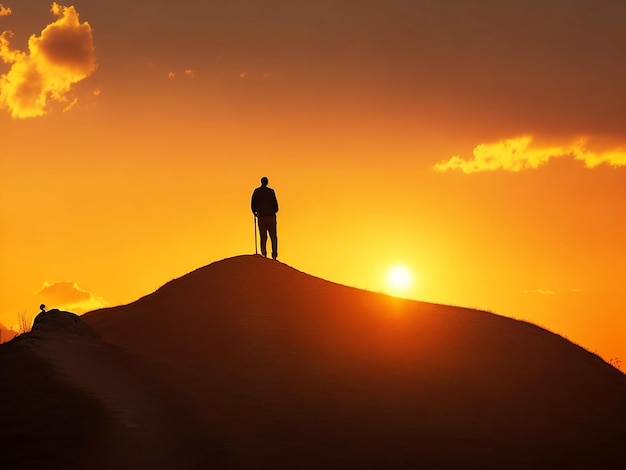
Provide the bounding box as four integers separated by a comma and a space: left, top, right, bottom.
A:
2, 255, 626, 469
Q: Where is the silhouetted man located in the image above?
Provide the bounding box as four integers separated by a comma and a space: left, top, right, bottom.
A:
251, 176, 279, 259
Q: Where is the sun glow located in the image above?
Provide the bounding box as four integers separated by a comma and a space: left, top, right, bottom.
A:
386, 265, 413, 293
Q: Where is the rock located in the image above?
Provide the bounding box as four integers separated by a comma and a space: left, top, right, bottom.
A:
31, 309, 100, 339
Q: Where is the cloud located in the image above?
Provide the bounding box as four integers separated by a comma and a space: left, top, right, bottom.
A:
144, 61, 197, 80
434, 136, 626, 173
0, 2, 97, 119
570, 139, 626, 169
0, 4, 11, 16
34, 280, 107, 313
523, 289, 556, 295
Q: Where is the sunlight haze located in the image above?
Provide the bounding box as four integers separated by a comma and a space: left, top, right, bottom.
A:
386, 265, 413, 295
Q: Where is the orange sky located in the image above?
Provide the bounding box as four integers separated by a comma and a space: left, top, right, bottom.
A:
1, 1, 625, 364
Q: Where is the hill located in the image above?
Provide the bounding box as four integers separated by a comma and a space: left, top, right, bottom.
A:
0, 322, 18, 343
0, 309, 206, 470
2, 255, 625, 469
84, 255, 626, 469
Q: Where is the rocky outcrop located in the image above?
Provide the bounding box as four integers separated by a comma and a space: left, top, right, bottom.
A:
31, 309, 100, 340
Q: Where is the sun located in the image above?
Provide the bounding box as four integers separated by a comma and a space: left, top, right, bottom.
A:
386, 265, 413, 292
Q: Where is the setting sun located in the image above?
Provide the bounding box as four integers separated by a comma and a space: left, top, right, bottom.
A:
386, 265, 413, 292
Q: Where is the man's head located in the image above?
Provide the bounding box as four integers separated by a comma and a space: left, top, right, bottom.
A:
261, 176, 269, 186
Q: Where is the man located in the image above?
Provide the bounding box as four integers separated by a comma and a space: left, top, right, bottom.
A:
251, 176, 279, 259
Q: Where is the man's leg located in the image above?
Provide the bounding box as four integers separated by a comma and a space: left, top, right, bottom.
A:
268, 216, 278, 259
258, 218, 268, 257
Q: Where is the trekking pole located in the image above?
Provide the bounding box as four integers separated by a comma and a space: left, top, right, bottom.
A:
254, 215, 258, 254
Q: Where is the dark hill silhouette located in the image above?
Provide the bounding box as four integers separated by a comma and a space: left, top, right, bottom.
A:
2, 255, 625, 469
0, 310, 207, 470
0, 322, 18, 343
82, 255, 626, 469
0, 332, 114, 470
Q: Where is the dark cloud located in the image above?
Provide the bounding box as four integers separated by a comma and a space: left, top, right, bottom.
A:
37, 4, 96, 74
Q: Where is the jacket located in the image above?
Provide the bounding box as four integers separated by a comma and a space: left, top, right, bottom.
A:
251, 186, 279, 216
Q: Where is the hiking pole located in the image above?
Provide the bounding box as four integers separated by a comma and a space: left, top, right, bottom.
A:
254, 215, 258, 254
